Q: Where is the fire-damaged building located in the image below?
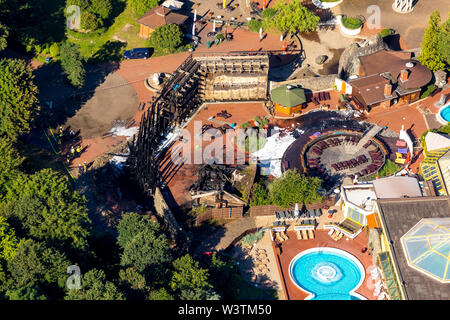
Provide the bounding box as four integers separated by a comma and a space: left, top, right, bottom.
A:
345, 50, 433, 112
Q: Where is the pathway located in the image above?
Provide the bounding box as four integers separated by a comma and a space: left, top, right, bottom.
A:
196, 216, 257, 254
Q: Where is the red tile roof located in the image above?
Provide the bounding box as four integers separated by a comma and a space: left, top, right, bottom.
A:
359, 50, 432, 89
137, 5, 188, 29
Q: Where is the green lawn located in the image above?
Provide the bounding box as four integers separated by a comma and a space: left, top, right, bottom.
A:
66, 2, 190, 62
67, 3, 150, 60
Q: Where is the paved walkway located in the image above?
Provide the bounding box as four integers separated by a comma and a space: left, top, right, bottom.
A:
196, 216, 257, 254
332, 0, 449, 49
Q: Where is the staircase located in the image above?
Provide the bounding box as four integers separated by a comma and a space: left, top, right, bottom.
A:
347, 124, 383, 153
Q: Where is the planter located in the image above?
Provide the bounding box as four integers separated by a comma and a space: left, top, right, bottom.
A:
312, 0, 343, 9
337, 15, 362, 36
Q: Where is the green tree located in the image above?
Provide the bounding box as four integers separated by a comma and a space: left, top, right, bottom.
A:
90, 0, 112, 19
5, 239, 69, 296
117, 212, 159, 248
248, 19, 262, 33
6, 286, 47, 300
0, 59, 40, 140
147, 287, 174, 300
170, 254, 218, 300
60, 41, 85, 88
0, 23, 8, 51
49, 43, 60, 57
264, 0, 319, 35
1, 168, 91, 251
249, 182, 270, 207
268, 169, 323, 207
117, 213, 171, 274
438, 13, 450, 68
0, 138, 24, 198
65, 269, 125, 300
0, 216, 20, 262
129, 0, 161, 16
419, 10, 446, 72
150, 24, 183, 51
66, 0, 90, 10
80, 11, 102, 31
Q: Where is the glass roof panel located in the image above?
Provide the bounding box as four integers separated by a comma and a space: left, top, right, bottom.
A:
403, 238, 431, 261
401, 218, 450, 283
415, 251, 447, 280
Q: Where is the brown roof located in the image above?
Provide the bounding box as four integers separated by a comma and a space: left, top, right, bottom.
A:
137, 5, 188, 29
377, 197, 450, 300
359, 50, 432, 89
349, 74, 398, 106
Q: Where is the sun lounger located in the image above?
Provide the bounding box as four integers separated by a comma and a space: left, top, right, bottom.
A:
296, 230, 303, 240
301, 229, 309, 240
308, 229, 315, 239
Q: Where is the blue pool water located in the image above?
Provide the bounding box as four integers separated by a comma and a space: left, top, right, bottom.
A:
440, 106, 450, 122
289, 248, 365, 300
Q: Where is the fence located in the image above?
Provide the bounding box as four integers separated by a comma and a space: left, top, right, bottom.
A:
249, 197, 336, 217
195, 206, 244, 226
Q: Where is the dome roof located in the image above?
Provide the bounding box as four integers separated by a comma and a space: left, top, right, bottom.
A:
401, 218, 450, 283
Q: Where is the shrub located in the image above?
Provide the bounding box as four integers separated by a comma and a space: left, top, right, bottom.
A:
49, 43, 60, 57
379, 28, 394, 38
420, 84, 437, 99
261, 8, 277, 20
150, 24, 183, 51
248, 19, 263, 33
241, 231, 264, 246
80, 11, 102, 31
90, 0, 112, 20
341, 16, 362, 29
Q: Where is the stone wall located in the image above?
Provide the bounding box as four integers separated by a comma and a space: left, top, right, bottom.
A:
154, 187, 182, 241
338, 34, 388, 79
270, 74, 337, 92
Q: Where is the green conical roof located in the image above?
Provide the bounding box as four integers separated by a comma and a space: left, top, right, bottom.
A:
271, 85, 306, 108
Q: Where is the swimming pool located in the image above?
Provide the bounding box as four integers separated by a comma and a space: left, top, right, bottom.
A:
289, 247, 367, 300
437, 103, 450, 125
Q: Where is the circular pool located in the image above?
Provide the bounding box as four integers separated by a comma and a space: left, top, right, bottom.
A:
289, 247, 366, 300
437, 103, 450, 125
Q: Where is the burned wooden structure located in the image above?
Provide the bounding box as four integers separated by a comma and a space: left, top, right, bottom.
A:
130, 53, 270, 198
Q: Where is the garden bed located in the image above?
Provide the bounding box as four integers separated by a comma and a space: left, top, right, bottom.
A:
337, 15, 362, 36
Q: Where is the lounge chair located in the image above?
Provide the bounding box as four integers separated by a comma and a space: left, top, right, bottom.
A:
308, 229, 315, 239
296, 230, 303, 240
275, 232, 284, 242
301, 229, 309, 240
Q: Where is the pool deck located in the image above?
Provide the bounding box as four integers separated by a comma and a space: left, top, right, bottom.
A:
273, 230, 377, 300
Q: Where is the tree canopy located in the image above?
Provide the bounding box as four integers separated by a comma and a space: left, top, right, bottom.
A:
0, 23, 8, 51
60, 41, 86, 88
0, 138, 24, 198
0, 216, 20, 262
268, 169, 323, 207
129, 0, 161, 16
419, 10, 447, 72
0, 168, 91, 251
117, 213, 171, 273
65, 269, 125, 300
0, 59, 40, 140
170, 254, 218, 300
150, 24, 183, 51
4, 239, 69, 297
437, 13, 450, 69
263, 0, 319, 35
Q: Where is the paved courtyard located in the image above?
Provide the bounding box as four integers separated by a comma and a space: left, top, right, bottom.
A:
333, 0, 449, 49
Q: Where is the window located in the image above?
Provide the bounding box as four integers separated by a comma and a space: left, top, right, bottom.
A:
348, 207, 364, 225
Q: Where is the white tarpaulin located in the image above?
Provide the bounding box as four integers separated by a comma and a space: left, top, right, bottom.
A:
162, 0, 184, 10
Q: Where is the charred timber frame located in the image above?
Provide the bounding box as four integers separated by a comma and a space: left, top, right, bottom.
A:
131, 53, 270, 197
